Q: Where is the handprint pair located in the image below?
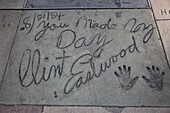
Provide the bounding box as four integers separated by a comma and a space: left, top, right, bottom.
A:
114, 65, 165, 91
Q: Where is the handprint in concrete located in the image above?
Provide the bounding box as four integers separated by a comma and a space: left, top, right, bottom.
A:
114, 65, 139, 90
142, 66, 165, 91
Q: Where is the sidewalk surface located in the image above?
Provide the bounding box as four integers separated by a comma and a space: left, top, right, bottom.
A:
0, 0, 170, 113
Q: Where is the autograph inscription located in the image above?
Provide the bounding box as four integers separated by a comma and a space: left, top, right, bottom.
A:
64, 36, 139, 94
18, 11, 156, 97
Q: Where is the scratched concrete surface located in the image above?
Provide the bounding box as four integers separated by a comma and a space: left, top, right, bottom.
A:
43, 107, 123, 113
122, 108, 170, 113
0, 9, 170, 106
0, 0, 26, 9
25, 0, 149, 8
157, 20, 170, 66
0, 11, 22, 86
0, 105, 43, 113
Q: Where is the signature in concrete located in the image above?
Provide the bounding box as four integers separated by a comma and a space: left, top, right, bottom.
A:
64, 36, 139, 94
20, 11, 67, 41
18, 16, 155, 95
123, 18, 155, 43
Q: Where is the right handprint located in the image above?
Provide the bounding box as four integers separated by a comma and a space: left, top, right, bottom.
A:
142, 66, 165, 91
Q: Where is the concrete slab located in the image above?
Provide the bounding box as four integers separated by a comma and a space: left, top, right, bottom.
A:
0, 9, 170, 106
0, 0, 26, 9
0, 11, 22, 86
25, 0, 149, 8
122, 108, 170, 113
157, 20, 170, 66
150, 0, 170, 20
0, 105, 43, 113
43, 107, 123, 113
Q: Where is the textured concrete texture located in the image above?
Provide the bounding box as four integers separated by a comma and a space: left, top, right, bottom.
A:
157, 20, 170, 65
0, 105, 43, 113
43, 107, 123, 113
0, 9, 170, 106
0, 11, 22, 86
0, 0, 26, 9
150, 0, 170, 20
25, 0, 149, 8
122, 108, 170, 113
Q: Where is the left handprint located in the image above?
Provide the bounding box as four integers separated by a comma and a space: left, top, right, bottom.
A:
114, 65, 139, 90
